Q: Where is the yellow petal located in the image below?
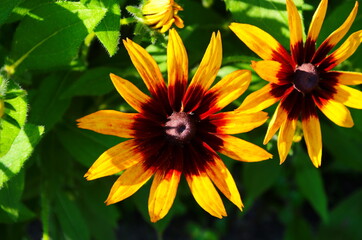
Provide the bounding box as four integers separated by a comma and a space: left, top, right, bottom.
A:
186, 173, 226, 218
148, 169, 181, 222
263, 103, 288, 144
209, 111, 268, 135
315, 97, 354, 127
302, 115, 322, 167
252, 60, 292, 84
105, 162, 153, 205
200, 70, 251, 118
206, 156, 243, 211
238, 84, 283, 113
333, 84, 362, 109
183, 32, 222, 111
167, 28, 188, 111
306, 0, 328, 42
277, 118, 297, 164
331, 71, 362, 85
286, 0, 303, 62
123, 39, 167, 97
84, 139, 142, 181
77, 110, 136, 138
229, 23, 291, 64
217, 134, 272, 162
110, 73, 151, 113
323, 30, 362, 70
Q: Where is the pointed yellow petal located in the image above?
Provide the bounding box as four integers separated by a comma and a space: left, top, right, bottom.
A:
110, 73, 151, 113
331, 71, 362, 85
302, 115, 322, 167
167, 28, 188, 111
263, 103, 288, 144
210, 111, 268, 135
84, 139, 142, 181
200, 70, 251, 118
186, 173, 226, 218
77, 110, 136, 138
315, 98, 354, 127
307, 0, 328, 42
183, 32, 222, 111
251, 60, 292, 84
229, 23, 292, 64
277, 118, 297, 164
148, 169, 181, 222
286, 0, 303, 62
217, 134, 272, 162
323, 30, 362, 70
206, 156, 243, 211
333, 84, 362, 109
123, 39, 167, 97
105, 162, 153, 205
238, 84, 283, 113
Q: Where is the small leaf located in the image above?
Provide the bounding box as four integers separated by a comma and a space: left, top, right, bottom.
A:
0, 124, 44, 188
8, 2, 107, 71
294, 145, 329, 223
54, 193, 90, 240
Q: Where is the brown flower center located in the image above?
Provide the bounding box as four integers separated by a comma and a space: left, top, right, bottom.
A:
165, 112, 196, 143
293, 63, 319, 94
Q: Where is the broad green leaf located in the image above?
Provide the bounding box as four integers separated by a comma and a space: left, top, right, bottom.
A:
0, 0, 22, 26
61, 67, 123, 98
28, 74, 71, 132
54, 193, 90, 240
225, 0, 304, 47
83, 0, 121, 56
0, 79, 27, 158
56, 125, 120, 167
242, 159, 282, 206
8, 2, 107, 72
0, 124, 44, 188
294, 145, 328, 222
318, 189, 362, 240
0, 170, 24, 221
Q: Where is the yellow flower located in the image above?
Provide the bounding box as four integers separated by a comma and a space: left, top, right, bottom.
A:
77, 29, 271, 222
142, 0, 184, 33
230, 0, 362, 167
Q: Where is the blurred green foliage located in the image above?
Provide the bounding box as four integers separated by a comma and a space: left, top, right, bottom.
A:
0, 0, 361, 239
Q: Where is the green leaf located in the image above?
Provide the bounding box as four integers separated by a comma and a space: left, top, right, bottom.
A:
61, 67, 123, 98
0, 0, 22, 26
0, 124, 44, 188
28, 74, 71, 132
318, 189, 362, 240
284, 216, 314, 240
8, 2, 107, 72
54, 193, 90, 240
0, 170, 24, 221
0, 80, 27, 158
6, 0, 53, 24
85, 0, 121, 56
242, 159, 282, 206
225, 0, 304, 47
56, 125, 120, 167
294, 145, 328, 222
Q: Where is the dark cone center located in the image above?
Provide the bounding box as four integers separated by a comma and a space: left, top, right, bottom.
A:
293, 63, 319, 94
165, 112, 196, 142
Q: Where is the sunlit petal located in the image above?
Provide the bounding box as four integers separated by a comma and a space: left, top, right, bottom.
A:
77, 110, 136, 138
277, 118, 297, 164
148, 169, 181, 222
263, 103, 288, 144
315, 97, 354, 127
252, 60, 292, 84
286, 0, 304, 64
306, 0, 328, 42
331, 71, 362, 85
206, 156, 243, 211
186, 173, 227, 218
84, 139, 142, 180
302, 115, 322, 168
333, 84, 362, 109
105, 162, 154, 205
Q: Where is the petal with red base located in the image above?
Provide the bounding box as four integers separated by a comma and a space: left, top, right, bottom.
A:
333, 84, 362, 109
286, 0, 304, 64
330, 71, 362, 85
314, 97, 354, 127
251, 60, 292, 84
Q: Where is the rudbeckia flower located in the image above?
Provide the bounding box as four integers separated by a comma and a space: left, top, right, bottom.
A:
230, 0, 362, 167
142, 0, 184, 33
77, 29, 272, 222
